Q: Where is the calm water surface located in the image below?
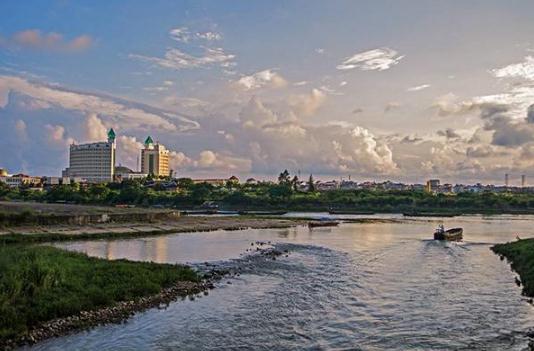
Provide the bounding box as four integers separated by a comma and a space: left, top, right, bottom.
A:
25, 214, 534, 350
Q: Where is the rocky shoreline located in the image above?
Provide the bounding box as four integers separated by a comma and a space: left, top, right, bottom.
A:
1, 280, 209, 350
1, 244, 287, 350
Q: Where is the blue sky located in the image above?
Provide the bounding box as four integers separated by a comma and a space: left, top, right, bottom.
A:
2, 1, 534, 183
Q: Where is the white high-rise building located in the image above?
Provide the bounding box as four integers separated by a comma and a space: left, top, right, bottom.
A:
62, 129, 116, 183
141, 136, 170, 177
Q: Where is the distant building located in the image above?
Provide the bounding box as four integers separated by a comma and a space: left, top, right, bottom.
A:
316, 180, 339, 191
192, 176, 239, 186
0, 174, 42, 188
141, 136, 170, 177
426, 179, 440, 192
62, 129, 116, 183
0, 168, 7, 177
114, 166, 147, 181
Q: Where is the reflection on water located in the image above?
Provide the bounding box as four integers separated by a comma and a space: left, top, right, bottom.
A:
27, 215, 534, 350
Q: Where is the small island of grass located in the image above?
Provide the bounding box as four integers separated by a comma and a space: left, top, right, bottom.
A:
0, 245, 202, 348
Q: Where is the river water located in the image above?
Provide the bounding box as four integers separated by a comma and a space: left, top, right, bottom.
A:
25, 214, 534, 350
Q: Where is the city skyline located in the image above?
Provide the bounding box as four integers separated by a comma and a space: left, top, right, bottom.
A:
3, 1, 534, 183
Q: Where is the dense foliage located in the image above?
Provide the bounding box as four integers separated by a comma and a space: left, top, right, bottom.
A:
3, 176, 534, 213
492, 239, 534, 297
0, 245, 198, 341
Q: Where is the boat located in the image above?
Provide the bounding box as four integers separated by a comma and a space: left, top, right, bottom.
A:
180, 209, 218, 215
433, 225, 463, 241
328, 210, 375, 215
238, 210, 288, 216
308, 219, 340, 228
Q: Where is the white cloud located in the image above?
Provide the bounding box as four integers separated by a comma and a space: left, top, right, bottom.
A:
0, 75, 198, 132
116, 136, 144, 170
337, 47, 404, 71
288, 89, 326, 117
130, 47, 236, 70
407, 84, 430, 92
492, 56, 534, 81
170, 27, 222, 42
193, 150, 252, 172
235, 69, 288, 90
315, 48, 325, 54
196, 31, 222, 41
84, 114, 108, 142
169, 27, 191, 43
45, 124, 75, 146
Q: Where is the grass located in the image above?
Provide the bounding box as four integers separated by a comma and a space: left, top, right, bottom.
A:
0, 245, 199, 342
492, 238, 534, 297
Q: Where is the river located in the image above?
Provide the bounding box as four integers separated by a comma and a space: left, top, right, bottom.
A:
24, 214, 534, 350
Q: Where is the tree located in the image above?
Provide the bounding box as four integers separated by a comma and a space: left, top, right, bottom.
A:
308, 174, 315, 192
278, 170, 291, 185
291, 175, 299, 191
176, 178, 194, 190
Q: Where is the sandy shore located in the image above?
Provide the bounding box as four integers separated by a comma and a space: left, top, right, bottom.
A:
0, 216, 303, 242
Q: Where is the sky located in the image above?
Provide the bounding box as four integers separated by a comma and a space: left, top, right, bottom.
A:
2, 1, 534, 184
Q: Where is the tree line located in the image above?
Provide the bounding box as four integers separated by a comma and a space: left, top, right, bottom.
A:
2, 171, 534, 213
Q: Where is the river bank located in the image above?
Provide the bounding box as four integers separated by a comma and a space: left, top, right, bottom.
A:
492, 238, 534, 298
0, 245, 201, 349
0, 243, 286, 350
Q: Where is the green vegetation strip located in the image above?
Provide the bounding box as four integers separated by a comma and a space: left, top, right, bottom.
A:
0, 245, 199, 343
5, 179, 534, 216
492, 239, 534, 297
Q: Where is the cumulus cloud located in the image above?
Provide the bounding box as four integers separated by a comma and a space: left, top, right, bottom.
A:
437, 128, 461, 139
45, 124, 75, 146
235, 69, 288, 90
492, 56, 534, 81
288, 89, 326, 117
3, 29, 93, 52
239, 96, 278, 127
203, 96, 398, 176
84, 114, 108, 142
407, 84, 430, 92
337, 47, 404, 71
116, 136, 144, 170
431, 93, 478, 116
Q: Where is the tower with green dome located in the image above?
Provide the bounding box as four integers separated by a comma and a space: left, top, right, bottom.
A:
107, 128, 116, 143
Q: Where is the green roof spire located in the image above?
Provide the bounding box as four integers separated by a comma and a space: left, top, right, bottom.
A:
144, 136, 154, 145
107, 128, 116, 142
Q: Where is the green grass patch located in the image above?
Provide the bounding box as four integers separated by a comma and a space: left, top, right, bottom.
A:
492, 238, 534, 297
0, 245, 198, 341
